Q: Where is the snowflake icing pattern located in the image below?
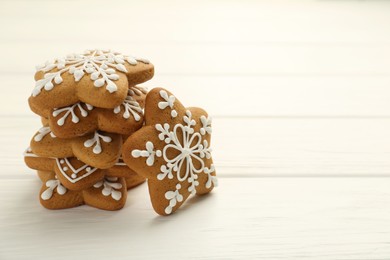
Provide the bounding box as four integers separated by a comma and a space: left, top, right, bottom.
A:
132, 109, 216, 214
33, 49, 149, 96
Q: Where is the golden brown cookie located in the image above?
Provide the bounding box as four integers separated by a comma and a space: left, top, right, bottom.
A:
30, 126, 122, 169
38, 170, 127, 211
31, 87, 146, 138
82, 177, 127, 211
125, 174, 146, 189
108, 157, 146, 188
37, 170, 54, 182
37, 168, 144, 190
122, 88, 218, 215
24, 149, 140, 191
29, 50, 153, 112
24, 147, 53, 171
39, 172, 84, 210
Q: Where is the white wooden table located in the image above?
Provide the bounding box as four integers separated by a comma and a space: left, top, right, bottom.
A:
1, 0, 390, 259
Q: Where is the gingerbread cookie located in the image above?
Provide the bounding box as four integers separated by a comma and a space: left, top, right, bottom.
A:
24, 148, 141, 191
30, 126, 122, 169
122, 88, 218, 215
82, 176, 127, 210
38, 170, 127, 210
24, 147, 53, 171
30, 87, 146, 138
29, 50, 153, 112
39, 171, 84, 210
37, 168, 144, 190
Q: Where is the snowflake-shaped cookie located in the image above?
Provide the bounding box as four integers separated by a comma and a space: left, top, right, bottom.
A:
122, 88, 217, 215
34, 50, 149, 95
30, 49, 154, 115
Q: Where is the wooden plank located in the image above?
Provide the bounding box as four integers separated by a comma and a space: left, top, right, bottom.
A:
1, 0, 390, 44
1, 42, 390, 75
1, 178, 390, 259
3, 76, 390, 117
215, 117, 390, 176
3, 117, 390, 179
1, 2, 390, 75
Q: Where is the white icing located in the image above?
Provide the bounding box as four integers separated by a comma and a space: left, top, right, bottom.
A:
56, 158, 97, 183
93, 177, 122, 201
83, 131, 112, 154
41, 177, 67, 200
131, 110, 212, 195
115, 156, 126, 166
52, 103, 93, 126
34, 126, 56, 142
23, 147, 38, 157
113, 90, 142, 121
204, 164, 218, 189
130, 90, 217, 213
156, 111, 211, 190
158, 90, 177, 118
128, 85, 148, 96
164, 184, 183, 214
200, 115, 212, 135
33, 49, 150, 96
131, 141, 162, 166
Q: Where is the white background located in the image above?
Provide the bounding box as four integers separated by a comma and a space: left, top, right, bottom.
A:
1, 0, 390, 259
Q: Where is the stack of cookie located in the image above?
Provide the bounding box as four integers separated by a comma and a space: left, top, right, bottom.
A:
24, 50, 154, 210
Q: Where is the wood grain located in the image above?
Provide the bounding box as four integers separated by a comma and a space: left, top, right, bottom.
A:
1, 178, 390, 260
5, 75, 390, 117
2, 42, 390, 75
1, 0, 390, 259
3, 117, 390, 179
1, 0, 390, 44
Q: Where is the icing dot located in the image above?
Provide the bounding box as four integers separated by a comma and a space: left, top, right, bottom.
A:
71, 173, 77, 179
63, 167, 68, 171
171, 110, 178, 118
86, 167, 91, 172
60, 159, 64, 164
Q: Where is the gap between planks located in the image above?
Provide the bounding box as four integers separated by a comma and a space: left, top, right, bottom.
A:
1, 178, 390, 259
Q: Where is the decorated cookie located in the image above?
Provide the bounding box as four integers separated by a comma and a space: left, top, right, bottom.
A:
39, 171, 84, 210
24, 147, 53, 171
125, 174, 146, 189
37, 170, 56, 182
37, 168, 144, 190
109, 157, 146, 188
82, 177, 127, 210
29, 50, 153, 113
30, 87, 146, 138
30, 126, 122, 169
37, 158, 146, 190
127, 85, 148, 107
122, 88, 218, 215
24, 149, 142, 191
37, 170, 127, 210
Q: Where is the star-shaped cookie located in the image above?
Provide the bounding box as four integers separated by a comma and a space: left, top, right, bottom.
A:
122, 88, 218, 215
